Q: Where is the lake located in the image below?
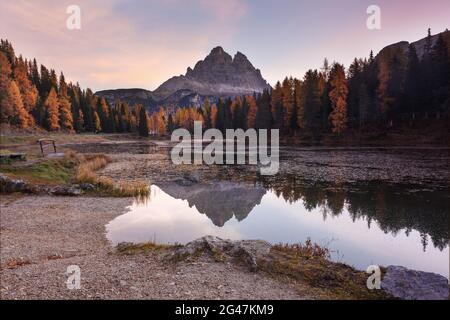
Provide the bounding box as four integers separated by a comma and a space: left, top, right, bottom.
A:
106, 179, 449, 278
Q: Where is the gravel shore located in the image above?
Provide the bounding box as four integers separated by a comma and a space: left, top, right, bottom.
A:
0, 195, 309, 300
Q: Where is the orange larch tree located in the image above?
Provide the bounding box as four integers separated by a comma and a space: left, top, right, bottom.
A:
329, 63, 349, 134
44, 87, 61, 131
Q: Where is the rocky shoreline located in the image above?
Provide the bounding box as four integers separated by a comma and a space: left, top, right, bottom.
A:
1, 193, 447, 300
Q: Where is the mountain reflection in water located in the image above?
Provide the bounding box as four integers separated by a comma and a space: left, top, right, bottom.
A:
106, 180, 449, 277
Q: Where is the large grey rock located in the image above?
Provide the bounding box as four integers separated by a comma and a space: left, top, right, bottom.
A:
49, 185, 83, 196
381, 266, 449, 300
0, 173, 34, 193
79, 183, 95, 191
172, 236, 271, 272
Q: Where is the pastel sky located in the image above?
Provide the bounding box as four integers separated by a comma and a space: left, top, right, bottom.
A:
1, 0, 449, 91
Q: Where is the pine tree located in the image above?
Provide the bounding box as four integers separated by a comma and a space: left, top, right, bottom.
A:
369, 50, 374, 64
215, 99, 225, 132
246, 95, 258, 129
75, 109, 85, 132
33, 99, 46, 127
358, 83, 371, 128
430, 33, 450, 116
0, 39, 16, 65
294, 79, 305, 129
298, 70, 321, 135
231, 96, 244, 129
404, 44, 421, 119
424, 28, 432, 55
30, 58, 40, 90
70, 86, 82, 132
255, 89, 272, 129
239, 96, 249, 129
319, 71, 332, 131
347, 58, 364, 128
138, 105, 149, 137
223, 98, 233, 130
49, 69, 58, 91
271, 81, 283, 129
39, 65, 52, 98
202, 97, 212, 129
329, 63, 348, 134
82, 89, 96, 132
107, 103, 116, 133
167, 113, 175, 133
281, 77, 294, 132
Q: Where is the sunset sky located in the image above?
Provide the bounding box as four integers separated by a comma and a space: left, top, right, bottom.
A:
1, 0, 449, 91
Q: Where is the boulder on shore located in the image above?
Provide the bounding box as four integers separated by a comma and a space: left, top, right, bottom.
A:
171, 236, 271, 272
382, 265, 449, 300
0, 174, 34, 193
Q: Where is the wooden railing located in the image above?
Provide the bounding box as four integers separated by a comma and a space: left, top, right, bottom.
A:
37, 139, 57, 156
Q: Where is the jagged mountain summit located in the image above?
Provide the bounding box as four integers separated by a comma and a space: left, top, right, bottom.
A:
95, 46, 271, 111
152, 46, 271, 101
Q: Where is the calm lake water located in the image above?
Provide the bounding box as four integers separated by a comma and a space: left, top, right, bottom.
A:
106, 180, 449, 278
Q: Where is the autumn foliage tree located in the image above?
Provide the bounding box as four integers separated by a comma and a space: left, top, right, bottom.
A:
58, 73, 73, 131
1, 30, 449, 140
329, 63, 348, 134
44, 87, 60, 131
0, 51, 13, 123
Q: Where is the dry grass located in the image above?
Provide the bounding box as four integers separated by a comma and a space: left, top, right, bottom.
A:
273, 238, 330, 260
94, 177, 150, 198
4, 258, 32, 269
1, 149, 149, 197
72, 152, 149, 198
74, 153, 110, 184
115, 242, 174, 255
259, 240, 392, 300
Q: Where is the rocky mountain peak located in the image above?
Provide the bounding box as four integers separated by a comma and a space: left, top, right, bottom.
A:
210, 46, 226, 55
153, 46, 271, 100
233, 51, 254, 70
198, 46, 233, 67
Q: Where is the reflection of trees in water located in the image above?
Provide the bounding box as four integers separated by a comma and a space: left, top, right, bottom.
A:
264, 176, 449, 251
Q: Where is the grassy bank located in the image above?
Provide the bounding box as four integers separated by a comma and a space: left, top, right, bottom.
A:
0, 150, 149, 197
0, 156, 76, 185
261, 243, 390, 300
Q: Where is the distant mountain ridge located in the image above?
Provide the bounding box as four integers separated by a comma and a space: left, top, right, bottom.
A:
382, 31, 450, 58
95, 46, 271, 111
95, 31, 450, 112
